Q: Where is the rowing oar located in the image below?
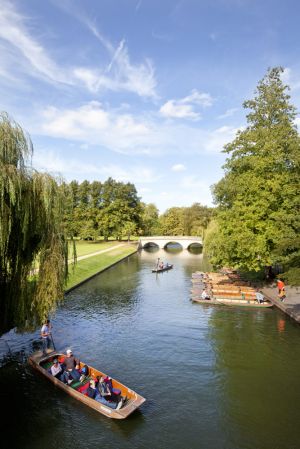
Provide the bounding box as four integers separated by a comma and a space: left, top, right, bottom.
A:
50, 333, 56, 351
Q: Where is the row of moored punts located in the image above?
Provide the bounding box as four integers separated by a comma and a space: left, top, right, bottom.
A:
190, 270, 273, 308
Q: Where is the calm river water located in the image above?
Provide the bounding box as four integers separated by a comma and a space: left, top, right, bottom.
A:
1, 248, 300, 449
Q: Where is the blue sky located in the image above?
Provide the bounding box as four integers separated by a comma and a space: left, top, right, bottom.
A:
1, 0, 300, 213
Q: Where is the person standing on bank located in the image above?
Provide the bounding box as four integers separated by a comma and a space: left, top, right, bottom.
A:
41, 319, 52, 356
277, 279, 285, 294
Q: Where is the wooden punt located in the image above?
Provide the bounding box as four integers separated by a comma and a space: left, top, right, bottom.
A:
152, 264, 173, 273
215, 298, 273, 308
212, 290, 256, 297
210, 284, 254, 291
213, 293, 257, 301
191, 297, 220, 305
28, 351, 146, 419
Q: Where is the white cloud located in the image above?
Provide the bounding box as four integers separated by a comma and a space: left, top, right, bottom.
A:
217, 108, 238, 119
281, 67, 300, 91
171, 164, 186, 172
139, 187, 151, 193
202, 126, 238, 153
294, 117, 300, 127
33, 149, 159, 184
182, 90, 213, 107
31, 101, 239, 157
77, 20, 157, 98
0, 0, 157, 98
160, 100, 201, 120
160, 89, 213, 120
281, 67, 291, 84
0, 0, 70, 85
40, 101, 152, 155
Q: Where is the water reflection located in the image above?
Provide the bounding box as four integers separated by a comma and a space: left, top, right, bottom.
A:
208, 306, 300, 449
277, 317, 286, 333
188, 244, 203, 255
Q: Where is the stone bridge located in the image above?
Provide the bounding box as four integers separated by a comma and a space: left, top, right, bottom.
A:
138, 236, 202, 250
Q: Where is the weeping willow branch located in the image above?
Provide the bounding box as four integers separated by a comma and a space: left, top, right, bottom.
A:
0, 112, 69, 335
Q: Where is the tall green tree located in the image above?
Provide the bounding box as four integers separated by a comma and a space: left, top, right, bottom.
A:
207, 67, 300, 281
140, 202, 160, 235
0, 113, 69, 334
159, 207, 184, 235
183, 203, 214, 236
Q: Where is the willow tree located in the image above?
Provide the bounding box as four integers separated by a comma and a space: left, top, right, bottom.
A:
0, 113, 68, 334
207, 67, 300, 282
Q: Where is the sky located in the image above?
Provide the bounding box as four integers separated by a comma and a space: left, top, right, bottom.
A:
1, 0, 300, 213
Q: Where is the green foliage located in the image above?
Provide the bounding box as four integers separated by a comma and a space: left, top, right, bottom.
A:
140, 203, 160, 235
63, 177, 142, 241
0, 112, 68, 334
158, 203, 213, 236
159, 207, 184, 235
209, 67, 300, 281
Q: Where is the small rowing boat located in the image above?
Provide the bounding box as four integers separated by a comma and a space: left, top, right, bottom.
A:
28, 351, 146, 419
152, 264, 173, 273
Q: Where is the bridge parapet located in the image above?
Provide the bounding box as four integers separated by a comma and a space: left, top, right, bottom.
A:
139, 236, 202, 250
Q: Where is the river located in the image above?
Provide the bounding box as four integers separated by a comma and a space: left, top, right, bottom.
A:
1, 247, 300, 449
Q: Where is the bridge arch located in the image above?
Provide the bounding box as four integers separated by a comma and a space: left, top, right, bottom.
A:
139, 236, 202, 250
142, 241, 159, 248
163, 241, 183, 251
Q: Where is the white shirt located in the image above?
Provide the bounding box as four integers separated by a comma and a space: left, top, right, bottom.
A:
41, 324, 50, 339
51, 363, 62, 376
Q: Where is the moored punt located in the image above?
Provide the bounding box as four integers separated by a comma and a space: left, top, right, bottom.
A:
152, 264, 173, 273
216, 298, 273, 308
191, 296, 220, 305
28, 351, 146, 419
212, 291, 257, 300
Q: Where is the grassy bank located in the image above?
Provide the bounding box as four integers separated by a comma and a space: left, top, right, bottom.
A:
68, 239, 139, 258
68, 240, 120, 258
65, 244, 138, 291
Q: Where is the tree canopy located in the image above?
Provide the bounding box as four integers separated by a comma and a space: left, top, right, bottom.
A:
158, 203, 213, 236
0, 113, 68, 334
63, 177, 142, 241
205, 67, 300, 283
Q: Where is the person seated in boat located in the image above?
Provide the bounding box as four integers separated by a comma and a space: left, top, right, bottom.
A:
201, 289, 210, 300
255, 290, 265, 304
159, 261, 164, 269
97, 375, 121, 402
63, 349, 81, 382
88, 380, 124, 410
79, 364, 89, 383
50, 358, 64, 381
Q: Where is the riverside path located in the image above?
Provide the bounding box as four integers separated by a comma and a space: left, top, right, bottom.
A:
262, 284, 300, 323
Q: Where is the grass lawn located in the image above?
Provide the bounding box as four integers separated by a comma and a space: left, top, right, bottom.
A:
68, 240, 120, 258
65, 244, 137, 290
68, 239, 139, 258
